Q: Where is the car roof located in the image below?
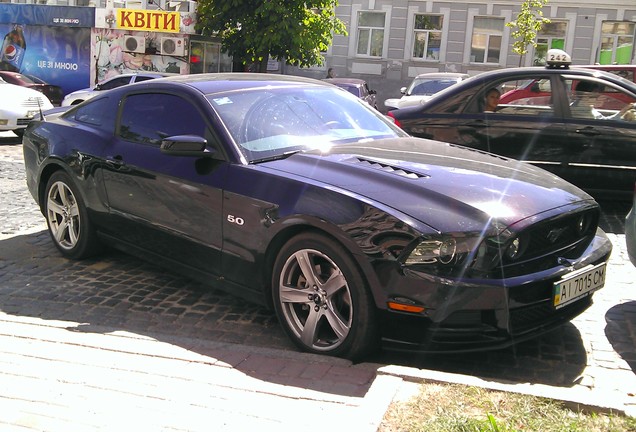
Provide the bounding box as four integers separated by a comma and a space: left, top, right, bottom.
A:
148, 73, 328, 94
322, 77, 368, 86
100, 72, 173, 81
573, 64, 636, 72
413, 72, 470, 79
457, 66, 636, 90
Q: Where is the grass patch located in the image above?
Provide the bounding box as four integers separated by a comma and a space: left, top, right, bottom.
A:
378, 382, 636, 432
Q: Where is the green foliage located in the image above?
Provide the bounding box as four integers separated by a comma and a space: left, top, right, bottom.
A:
195, 0, 347, 71
506, 0, 551, 65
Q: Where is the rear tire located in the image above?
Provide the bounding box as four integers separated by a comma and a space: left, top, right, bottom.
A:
272, 232, 378, 361
44, 171, 101, 259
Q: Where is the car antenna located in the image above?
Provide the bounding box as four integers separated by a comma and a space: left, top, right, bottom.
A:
38, 97, 45, 123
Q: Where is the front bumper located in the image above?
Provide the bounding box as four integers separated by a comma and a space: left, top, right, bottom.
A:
378, 228, 613, 353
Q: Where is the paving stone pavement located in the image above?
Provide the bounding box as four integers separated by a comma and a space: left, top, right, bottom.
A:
1, 132, 635, 430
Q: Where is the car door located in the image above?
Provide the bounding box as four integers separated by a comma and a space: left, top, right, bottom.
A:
100, 91, 228, 272
410, 74, 568, 170
561, 76, 636, 198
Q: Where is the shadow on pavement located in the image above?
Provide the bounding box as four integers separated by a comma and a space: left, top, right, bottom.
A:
0, 230, 593, 395
605, 301, 636, 374
0, 135, 21, 146
597, 200, 631, 235
0, 230, 376, 398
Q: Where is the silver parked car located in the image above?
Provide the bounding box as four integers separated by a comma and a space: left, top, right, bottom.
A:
384, 72, 469, 111
0, 76, 53, 137
61, 72, 172, 106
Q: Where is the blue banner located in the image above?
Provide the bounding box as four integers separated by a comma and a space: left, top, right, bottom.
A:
1, 23, 91, 95
0, 4, 94, 27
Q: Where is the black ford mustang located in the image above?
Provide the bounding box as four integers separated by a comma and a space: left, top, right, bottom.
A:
22, 73, 612, 360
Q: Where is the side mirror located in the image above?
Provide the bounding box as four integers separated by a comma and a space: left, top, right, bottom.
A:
400, 86, 407, 95
160, 135, 219, 158
369, 89, 377, 95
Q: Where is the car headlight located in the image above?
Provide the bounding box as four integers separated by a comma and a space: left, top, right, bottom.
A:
402, 235, 486, 273
405, 237, 457, 265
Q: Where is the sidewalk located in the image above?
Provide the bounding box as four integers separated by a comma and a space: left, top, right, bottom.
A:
2, 132, 635, 429
0, 311, 398, 431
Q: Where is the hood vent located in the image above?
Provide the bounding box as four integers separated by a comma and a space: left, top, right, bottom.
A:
352, 157, 427, 179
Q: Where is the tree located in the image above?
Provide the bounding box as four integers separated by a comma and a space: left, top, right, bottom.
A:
506, 0, 551, 66
195, 0, 347, 72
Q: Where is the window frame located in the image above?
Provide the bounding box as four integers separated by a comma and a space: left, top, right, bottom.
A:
598, 21, 635, 65
533, 20, 568, 66
411, 14, 444, 62
355, 11, 386, 58
470, 16, 505, 65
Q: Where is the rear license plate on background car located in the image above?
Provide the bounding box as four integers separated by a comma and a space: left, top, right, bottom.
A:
553, 262, 606, 309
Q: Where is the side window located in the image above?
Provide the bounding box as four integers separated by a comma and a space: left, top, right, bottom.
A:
99, 77, 130, 90
118, 93, 209, 145
567, 79, 636, 121
469, 77, 555, 115
72, 97, 116, 131
134, 76, 156, 83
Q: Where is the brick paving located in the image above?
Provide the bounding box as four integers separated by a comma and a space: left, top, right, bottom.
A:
1, 132, 635, 429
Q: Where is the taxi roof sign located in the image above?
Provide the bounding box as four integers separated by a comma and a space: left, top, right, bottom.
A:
546, 49, 572, 69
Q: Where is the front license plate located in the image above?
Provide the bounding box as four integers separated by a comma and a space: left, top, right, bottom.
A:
553, 262, 606, 309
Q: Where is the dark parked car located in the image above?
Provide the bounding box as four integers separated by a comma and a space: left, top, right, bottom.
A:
23, 73, 612, 360
389, 50, 636, 201
626, 181, 636, 266
0, 71, 64, 106
323, 77, 378, 109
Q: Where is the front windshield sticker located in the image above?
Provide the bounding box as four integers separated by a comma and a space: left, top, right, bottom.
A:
213, 97, 233, 105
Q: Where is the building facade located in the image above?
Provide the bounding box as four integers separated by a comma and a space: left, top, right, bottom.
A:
289, 0, 636, 110
1, 0, 635, 107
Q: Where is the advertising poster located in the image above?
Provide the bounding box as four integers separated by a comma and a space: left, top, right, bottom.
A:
1, 24, 91, 95
0, 5, 94, 96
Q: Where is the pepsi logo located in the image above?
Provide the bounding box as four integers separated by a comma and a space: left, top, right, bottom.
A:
3, 44, 16, 61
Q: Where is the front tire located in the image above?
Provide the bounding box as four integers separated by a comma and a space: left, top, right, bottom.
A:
272, 232, 378, 361
44, 171, 101, 259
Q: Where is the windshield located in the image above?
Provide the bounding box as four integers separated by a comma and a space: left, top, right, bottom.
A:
208, 86, 404, 163
407, 78, 460, 96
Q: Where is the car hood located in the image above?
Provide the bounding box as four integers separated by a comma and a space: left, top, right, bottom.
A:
1, 83, 53, 106
264, 138, 592, 233
66, 88, 92, 97
384, 95, 431, 109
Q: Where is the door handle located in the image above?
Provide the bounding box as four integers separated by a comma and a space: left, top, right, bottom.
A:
464, 121, 488, 128
575, 126, 600, 136
105, 155, 125, 167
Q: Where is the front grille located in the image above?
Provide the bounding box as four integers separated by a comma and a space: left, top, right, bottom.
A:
510, 296, 591, 335
491, 207, 600, 277
22, 96, 48, 108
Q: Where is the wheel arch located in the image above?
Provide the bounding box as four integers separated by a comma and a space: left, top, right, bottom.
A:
260, 216, 384, 311
36, 161, 66, 211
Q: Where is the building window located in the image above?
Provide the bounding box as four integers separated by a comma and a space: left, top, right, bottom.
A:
356, 11, 385, 57
599, 21, 635, 65
412, 14, 443, 61
533, 21, 567, 66
470, 17, 504, 64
